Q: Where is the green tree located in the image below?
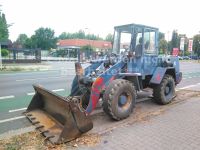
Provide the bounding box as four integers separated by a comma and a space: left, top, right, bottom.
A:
183, 37, 189, 52
105, 33, 113, 42
24, 37, 32, 49
184, 50, 191, 56
171, 30, 179, 50
0, 8, 9, 41
193, 34, 200, 57
80, 44, 94, 59
167, 41, 172, 54
59, 32, 72, 39
86, 34, 103, 40
80, 44, 94, 52
33, 27, 57, 50
75, 30, 85, 39
159, 39, 168, 54
16, 34, 28, 48
24, 35, 38, 49
58, 30, 103, 40
159, 32, 165, 40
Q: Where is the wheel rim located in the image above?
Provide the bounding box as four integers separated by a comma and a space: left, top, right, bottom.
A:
165, 82, 173, 100
165, 85, 170, 95
118, 92, 132, 110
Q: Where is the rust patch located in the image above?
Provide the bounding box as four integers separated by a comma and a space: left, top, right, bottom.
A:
26, 110, 63, 135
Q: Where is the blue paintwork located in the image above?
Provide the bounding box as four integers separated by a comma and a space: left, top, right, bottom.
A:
98, 60, 126, 86
176, 72, 182, 84
143, 55, 158, 75
127, 55, 159, 80
150, 67, 167, 84
119, 95, 127, 105
84, 61, 102, 75
127, 57, 143, 73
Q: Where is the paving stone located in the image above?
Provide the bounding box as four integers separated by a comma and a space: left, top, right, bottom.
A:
78, 97, 200, 150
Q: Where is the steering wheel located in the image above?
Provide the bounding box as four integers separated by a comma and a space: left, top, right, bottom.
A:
104, 53, 118, 68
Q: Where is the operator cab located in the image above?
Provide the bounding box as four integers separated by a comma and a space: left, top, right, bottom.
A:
113, 24, 159, 57
112, 24, 159, 75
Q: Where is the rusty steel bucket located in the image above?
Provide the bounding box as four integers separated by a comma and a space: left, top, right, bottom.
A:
25, 85, 93, 144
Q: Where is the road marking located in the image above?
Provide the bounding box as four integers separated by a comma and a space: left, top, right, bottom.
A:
0, 95, 15, 100
9, 108, 27, 113
52, 89, 65, 92
27, 89, 65, 95
27, 92, 35, 96
0, 116, 26, 124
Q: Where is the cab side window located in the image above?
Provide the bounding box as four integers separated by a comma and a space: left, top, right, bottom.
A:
144, 30, 156, 54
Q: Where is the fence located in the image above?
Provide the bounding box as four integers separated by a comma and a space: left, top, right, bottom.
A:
2, 48, 41, 63
2, 48, 103, 63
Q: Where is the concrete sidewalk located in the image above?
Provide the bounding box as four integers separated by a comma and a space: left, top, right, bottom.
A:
81, 97, 200, 150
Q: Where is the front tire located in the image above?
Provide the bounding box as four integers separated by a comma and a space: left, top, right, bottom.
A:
102, 79, 136, 120
153, 75, 175, 105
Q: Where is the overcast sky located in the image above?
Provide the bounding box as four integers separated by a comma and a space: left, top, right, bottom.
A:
0, 0, 200, 41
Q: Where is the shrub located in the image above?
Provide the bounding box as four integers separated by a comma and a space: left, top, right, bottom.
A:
1, 49, 9, 57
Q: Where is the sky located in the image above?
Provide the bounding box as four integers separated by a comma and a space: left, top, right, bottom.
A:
0, 0, 200, 41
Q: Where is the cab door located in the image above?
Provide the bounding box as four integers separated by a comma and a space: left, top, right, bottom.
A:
142, 28, 159, 75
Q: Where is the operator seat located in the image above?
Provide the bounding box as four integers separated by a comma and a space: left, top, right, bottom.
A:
128, 37, 143, 73
135, 37, 143, 57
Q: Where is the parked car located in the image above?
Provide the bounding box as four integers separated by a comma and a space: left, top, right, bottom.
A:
178, 56, 183, 60
189, 55, 199, 60
182, 56, 191, 60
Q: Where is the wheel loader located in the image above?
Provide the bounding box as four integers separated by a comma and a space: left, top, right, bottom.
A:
25, 23, 182, 144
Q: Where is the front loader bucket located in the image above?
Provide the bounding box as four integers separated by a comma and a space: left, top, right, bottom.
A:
25, 85, 93, 144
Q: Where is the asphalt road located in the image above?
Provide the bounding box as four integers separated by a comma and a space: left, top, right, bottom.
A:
0, 61, 90, 97
0, 70, 76, 96
177, 61, 200, 90
0, 61, 200, 136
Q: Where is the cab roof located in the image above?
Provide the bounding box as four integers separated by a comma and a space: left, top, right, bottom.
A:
114, 23, 159, 31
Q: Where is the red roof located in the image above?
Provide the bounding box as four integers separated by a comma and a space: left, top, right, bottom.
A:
58, 39, 112, 49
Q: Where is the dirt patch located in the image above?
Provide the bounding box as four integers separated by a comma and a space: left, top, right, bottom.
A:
0, 132, 51, 150
68, 133, 100, 148
0, 132, 100, 150
0, 89, 199, 149
172, 90, 200, 104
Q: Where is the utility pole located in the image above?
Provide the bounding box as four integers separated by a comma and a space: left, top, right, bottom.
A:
0, 43, 2, 70
0, 6, 2, 70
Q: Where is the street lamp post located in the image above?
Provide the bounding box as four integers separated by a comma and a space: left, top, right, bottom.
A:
84, 28, 91, 60
167, 31, 170, 55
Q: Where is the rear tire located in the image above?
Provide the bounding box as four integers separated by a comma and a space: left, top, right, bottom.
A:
153, 75, 175, 105
102, 79, 136, 120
